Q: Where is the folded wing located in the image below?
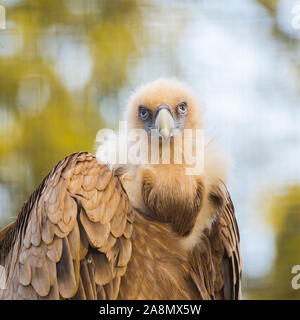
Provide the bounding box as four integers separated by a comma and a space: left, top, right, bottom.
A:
189, 185, 242, 300
0, 152, 134, 300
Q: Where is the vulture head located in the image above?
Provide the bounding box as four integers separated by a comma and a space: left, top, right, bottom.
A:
125, 78, 203, 140
115, 78, 229, 244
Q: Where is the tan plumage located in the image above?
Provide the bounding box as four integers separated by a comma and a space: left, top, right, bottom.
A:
0, 78, 241, 300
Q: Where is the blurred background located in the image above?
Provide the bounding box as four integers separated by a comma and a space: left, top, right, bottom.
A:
0, 0, 300, 299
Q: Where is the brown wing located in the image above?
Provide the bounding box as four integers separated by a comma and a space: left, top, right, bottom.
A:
189, 184, 242, 300
0, 152, 134, 300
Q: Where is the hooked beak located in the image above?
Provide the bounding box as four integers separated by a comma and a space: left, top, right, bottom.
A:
154, 107, 175, 141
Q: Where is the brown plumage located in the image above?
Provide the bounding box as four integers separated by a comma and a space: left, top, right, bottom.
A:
0, 78, 242, 300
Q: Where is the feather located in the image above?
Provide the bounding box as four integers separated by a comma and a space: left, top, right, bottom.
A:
118, 237, 132, 267
17, 285, 38, 300
110, 213, 126, 238
56, 238, 77, 298
18, 262, 31, 286
47, 237, 63, 263
79, 260, 96, 300
79, 210, 110, 248
31, 263, 51, 297
73, 277, 87, 300
96, 169, 112, 191
41, 218, 55, 245
93, 253, 113, 286
67, 221, 80, 260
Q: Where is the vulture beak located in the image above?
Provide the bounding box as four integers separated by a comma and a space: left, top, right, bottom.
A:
154, 105, 175, 141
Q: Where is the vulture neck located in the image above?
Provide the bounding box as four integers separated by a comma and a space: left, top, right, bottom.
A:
119, 163, 205, 238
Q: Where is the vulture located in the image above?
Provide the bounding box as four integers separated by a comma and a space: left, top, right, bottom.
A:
0, 78, 241, 300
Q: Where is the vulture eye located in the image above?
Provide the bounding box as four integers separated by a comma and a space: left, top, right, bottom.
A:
177, 102, 188, 115
139, 105, 150, 121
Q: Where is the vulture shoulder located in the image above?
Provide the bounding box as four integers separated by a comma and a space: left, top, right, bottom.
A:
189, 185, 242, 300
0, 152, 134, 300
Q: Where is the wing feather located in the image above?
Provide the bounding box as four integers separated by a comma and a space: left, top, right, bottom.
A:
0, 152, 134, 300
189, 184, 242, 300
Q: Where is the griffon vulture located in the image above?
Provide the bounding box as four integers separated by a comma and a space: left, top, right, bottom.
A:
0, 78, 241, 300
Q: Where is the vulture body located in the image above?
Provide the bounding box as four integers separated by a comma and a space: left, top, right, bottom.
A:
0, 79, 241, 300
